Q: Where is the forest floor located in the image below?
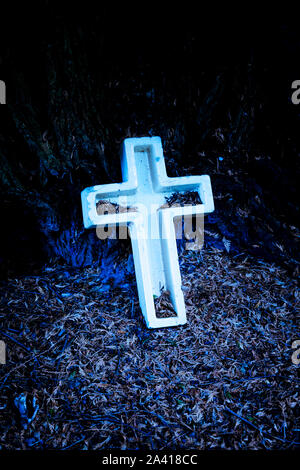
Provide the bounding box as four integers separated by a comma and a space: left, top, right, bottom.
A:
0, 246, 299, 450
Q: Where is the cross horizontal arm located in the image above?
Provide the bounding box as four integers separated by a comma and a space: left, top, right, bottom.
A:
81, 181, 137, 229
159, 174, 214, 214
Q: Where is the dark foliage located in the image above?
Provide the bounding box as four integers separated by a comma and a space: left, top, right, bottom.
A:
0, 6, 299, 277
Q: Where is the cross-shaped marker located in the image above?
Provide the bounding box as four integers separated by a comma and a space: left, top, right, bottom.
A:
81, 136, 214, 328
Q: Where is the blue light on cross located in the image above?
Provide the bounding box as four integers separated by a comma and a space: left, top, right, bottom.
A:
81, 136, 214, 328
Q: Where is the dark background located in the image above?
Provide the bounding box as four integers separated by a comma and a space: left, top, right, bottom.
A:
0, 3, 299, 278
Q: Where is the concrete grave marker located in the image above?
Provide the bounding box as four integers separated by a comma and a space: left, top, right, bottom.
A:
81, 137, 214, 328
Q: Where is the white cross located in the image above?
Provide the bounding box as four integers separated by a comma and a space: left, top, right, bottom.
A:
81, 136, 214, 328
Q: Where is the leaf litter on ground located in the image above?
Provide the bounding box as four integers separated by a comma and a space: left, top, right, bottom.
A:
0, 246, 299, 450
